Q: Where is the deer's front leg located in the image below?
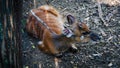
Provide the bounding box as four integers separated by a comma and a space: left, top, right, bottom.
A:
38, 41, 49, 53
68, 43, 78, 53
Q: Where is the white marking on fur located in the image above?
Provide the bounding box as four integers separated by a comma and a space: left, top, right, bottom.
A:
38, 41, 43, 45
80, 35, 85, 40
66, 30, 74, 38
44, 5, 50, 10
57, 16, 65, 30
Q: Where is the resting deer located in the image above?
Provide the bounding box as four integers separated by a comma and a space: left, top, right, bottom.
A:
26, 5, 100, 57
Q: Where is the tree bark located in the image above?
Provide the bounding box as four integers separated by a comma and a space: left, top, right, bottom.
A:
0, 0, 23, 68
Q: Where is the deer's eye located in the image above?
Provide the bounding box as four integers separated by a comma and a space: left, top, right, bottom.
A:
82, 31, 91, 35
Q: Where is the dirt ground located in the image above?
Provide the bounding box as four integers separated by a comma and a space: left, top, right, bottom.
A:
21, 0, 120, 68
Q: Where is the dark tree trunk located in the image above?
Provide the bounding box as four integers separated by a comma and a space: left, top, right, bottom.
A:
0, 0, 23, 68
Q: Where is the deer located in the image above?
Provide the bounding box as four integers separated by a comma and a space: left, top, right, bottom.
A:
26, 5, 100, 57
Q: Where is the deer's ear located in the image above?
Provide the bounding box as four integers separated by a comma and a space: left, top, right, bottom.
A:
67, 15, 75, 25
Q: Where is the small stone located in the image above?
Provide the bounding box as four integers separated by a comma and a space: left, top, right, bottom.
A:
108, 62, 113, 67
25, 66, 29, 68
70, 61, 74, 64
92, 53, 101, 57
32, 45, 35, 49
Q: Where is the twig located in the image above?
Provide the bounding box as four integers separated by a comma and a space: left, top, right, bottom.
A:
106, 10, 117, 22
39, 62, 41, 68
34, 0, 37, 8
54, 58, 61, 68
107, 36, 113, 42
99, 28, 107, 36
97, 2, 108, 26
60, 7, 67, 13
51, 0, 56, 3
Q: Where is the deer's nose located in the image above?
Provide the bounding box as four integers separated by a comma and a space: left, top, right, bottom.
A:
89, 31, 101, 41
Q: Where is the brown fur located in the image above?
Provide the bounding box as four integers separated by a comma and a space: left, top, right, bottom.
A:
26, 5, 91, 55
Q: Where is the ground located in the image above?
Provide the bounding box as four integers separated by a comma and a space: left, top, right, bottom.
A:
21, 0, 120, 68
